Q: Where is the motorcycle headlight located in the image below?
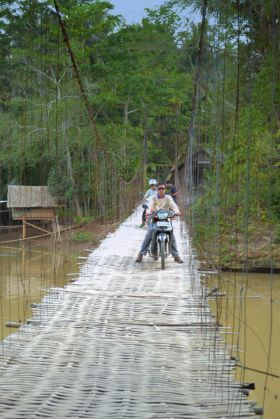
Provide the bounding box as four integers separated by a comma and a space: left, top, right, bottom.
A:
157, 212, 168, 220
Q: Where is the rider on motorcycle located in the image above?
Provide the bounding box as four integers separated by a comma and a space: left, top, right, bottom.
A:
139, 179, 158, 227
136, 182, 183, 263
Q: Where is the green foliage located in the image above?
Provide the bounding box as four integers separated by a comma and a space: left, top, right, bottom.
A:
275, 225, 280, 244
73, 215, 94, 225
0, 0, 279, 242
0, 0, 193, 210
179, 0, 280, 268
71, 231, 96, 242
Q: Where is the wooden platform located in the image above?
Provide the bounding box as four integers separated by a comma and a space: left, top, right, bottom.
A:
0, 209, 258, 418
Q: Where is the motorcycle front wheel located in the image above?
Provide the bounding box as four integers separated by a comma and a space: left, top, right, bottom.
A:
160, 240, 165, 270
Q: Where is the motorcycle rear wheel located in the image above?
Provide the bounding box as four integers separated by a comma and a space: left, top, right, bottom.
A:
160, 240, 165, 270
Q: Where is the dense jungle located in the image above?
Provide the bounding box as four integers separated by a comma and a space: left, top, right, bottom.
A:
0, 0, 279, 270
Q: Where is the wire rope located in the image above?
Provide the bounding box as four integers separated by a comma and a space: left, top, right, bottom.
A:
261, 0, 278, 414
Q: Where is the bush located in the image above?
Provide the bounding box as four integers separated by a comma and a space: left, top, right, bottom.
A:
71, 232, 96, 242
73, 215, 94, 225
275, 224, 280, 244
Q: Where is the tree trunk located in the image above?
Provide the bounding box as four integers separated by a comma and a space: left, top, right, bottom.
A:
62, 122, 82, 216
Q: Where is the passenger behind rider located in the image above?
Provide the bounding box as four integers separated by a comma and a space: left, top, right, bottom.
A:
139, 178, 158, 228
166, 181, 178, 204
136, 182, 183, 263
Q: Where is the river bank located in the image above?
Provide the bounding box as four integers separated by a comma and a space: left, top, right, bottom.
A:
195, 224, 280, 273
0, 217, 120, 255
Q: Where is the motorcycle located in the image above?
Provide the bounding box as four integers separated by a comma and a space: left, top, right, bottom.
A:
149, 209, 174, 270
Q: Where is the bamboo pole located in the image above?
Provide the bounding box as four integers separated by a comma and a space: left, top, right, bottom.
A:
23, 220, 50, 234
22, 218, 26, 240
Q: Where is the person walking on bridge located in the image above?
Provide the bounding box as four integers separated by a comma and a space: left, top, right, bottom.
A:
136, 182, 183, 263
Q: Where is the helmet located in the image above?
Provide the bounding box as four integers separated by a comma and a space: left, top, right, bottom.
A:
149, 179, 157, 186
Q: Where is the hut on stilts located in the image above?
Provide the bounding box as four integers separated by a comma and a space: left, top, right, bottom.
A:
7, 185, 60, 241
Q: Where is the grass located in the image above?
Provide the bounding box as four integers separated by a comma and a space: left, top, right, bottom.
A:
71, 231, 96, 242
73, 215, 94, 225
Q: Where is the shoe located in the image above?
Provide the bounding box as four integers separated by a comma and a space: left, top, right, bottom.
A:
139, 223, 145, 228
174, 256, 183, 264
136, 253, 143, 263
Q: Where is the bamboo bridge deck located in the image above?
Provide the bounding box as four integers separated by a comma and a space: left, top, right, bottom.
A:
0, 209, 258, 418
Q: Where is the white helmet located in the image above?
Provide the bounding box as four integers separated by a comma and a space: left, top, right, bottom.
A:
149, 179, 157, 186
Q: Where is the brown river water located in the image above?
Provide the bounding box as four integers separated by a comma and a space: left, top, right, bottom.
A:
0, 244, 80, 341
206, 271, 280, 419
0, 244, 279, 418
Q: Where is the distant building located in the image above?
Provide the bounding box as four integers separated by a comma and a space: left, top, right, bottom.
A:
192, 149, 211, 187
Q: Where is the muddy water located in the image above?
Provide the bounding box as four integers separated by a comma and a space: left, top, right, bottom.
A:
206, 272, 280, 419
0, 244, 80, 341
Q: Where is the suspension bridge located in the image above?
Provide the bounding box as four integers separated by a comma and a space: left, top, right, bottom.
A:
0, 208, 259, 418
0, 0, 279, 417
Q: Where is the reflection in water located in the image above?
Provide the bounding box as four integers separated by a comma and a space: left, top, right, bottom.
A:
207, 272, 280, 419
0, 244, 79, 341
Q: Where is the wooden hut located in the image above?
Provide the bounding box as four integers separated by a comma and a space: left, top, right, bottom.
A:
7, 185, 60, 239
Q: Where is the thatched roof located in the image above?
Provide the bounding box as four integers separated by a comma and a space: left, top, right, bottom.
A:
7, 186, 58, 208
